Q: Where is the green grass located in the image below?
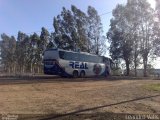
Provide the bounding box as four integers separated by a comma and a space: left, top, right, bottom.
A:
144, 84, 160, 91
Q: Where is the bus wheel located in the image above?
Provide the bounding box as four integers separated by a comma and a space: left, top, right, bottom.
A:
73, 70, 78, 78
80, 71, 85, 78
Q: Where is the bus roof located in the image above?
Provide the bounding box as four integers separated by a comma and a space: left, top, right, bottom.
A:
45, 48, 100, 57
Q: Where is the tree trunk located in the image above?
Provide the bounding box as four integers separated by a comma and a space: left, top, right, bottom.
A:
125, 60, 130, 76
143, 59, 148, 77
134, 44, 138, 77
134, 54, 137, 77
14, 64, 16, 75
30, 63, 32, 73
134, 65, 137, 77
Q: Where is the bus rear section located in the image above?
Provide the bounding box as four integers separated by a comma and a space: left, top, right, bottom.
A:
43, 49, 58, 75
43, 49, 71, 77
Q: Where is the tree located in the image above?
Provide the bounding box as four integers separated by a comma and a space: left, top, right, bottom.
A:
87, 6, 105, 55
107, 4, 133, 76
30, 33, 40, 73
137, 0, 155, 77
126, 0, 141, 76
53, 5, 105, 54
1, 33, 10, 72
71, 5, 88, 52
16, 31, 28, 73
40, 27, 50, 51
154, 0, 160, 56
107, 0, 155, 76
1, 34, 16, 73
9, 36, 16, 73
23, 35, 32, 72
53, 7, 76, 50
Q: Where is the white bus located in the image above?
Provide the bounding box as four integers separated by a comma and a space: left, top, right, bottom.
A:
43, 48, 113, 77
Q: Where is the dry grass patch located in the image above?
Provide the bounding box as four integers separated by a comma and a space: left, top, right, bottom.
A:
144, 84, 160, 91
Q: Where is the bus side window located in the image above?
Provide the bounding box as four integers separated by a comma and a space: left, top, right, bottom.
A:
86, 55, 92, 63
93, 56, 101, 63
59, 51, 65, 59
65, 52, 72, 60
74, 53, 79, 61
79, 54, 85, 62
98, 57, 103, 63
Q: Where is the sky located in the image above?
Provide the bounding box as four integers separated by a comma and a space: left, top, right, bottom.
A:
0, 0, 159, 68
0, 0, 127, 36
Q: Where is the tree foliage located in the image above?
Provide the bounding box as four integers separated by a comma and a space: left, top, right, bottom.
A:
107, 0, 156, 76
0, 28, 50, 74
53, 5, 105, 55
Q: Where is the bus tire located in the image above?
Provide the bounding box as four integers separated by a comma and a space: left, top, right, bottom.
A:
73, 70, 78, 78
80, 71, 85, 78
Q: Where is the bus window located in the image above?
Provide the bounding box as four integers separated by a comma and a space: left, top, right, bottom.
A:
60, 51, 103, 63
59, 51, 65, 59
59, 51, 79, 61
72, 53, 79, 61
79, 54, 102, 63
79, 54, 85, 61
92, 56, 102, 63
84, 55, 93, 63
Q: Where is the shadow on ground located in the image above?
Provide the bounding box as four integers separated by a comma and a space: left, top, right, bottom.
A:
16, 112, 127, 120
16, 94, 160, 120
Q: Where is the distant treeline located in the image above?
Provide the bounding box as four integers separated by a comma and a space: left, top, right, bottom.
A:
0, 5, 106, 74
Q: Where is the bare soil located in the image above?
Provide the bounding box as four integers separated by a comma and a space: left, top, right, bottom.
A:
0, 76, 160, 120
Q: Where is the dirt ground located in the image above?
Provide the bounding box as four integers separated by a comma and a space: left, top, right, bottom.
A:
0, 76, 160, 120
